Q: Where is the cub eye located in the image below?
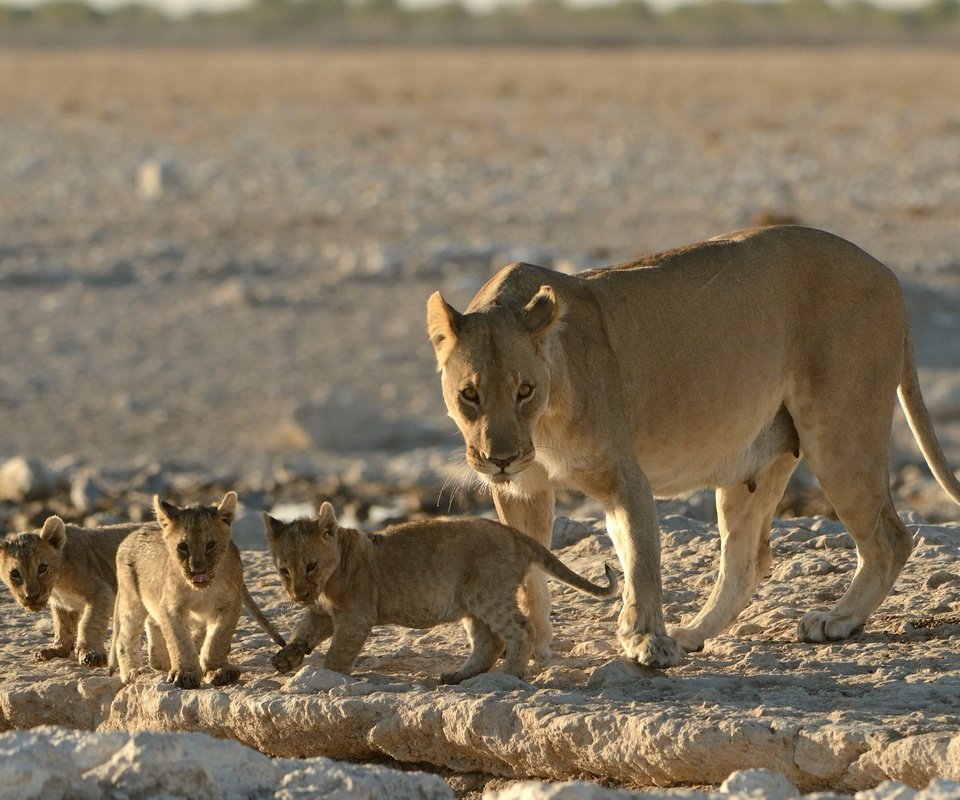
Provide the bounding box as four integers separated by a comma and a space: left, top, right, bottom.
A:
10, 569, 22, 584
459, 386, 479, 404
279, 567, 290, 577
517, 383, 534, 401
37, 564, 48, 575
306, 561, 318, 574
176, 542, 189, 555
205, 541, 216, 551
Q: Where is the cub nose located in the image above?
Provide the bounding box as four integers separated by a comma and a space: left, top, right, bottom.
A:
487, 453, 519, 471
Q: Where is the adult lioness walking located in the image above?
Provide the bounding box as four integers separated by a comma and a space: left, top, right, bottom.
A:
427, 225, 960, 669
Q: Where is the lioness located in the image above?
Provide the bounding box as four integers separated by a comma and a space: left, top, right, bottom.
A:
1, 517, 138, 666
427, 225, 960, 668
264, 502, 618, 683
110, 492, 285, 688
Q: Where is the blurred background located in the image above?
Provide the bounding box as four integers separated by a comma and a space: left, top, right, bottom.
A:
0, 4, 959, 537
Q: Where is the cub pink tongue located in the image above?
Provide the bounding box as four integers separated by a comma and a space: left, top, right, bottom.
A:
191, 573, 209, 584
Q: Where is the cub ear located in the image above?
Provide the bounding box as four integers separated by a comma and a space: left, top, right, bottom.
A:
40, 516, 67, 550
153, 495, 181, 527
426, 291, 464, 371
262, 513, 282, 540
317, 501, 339, 536
522, 285, 564, 342
217, 491, 238, 525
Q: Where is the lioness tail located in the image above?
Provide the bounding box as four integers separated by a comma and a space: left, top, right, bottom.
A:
898, 326, 960, 505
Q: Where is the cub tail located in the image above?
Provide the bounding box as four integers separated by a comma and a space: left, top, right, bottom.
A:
524, 537, 619, 598
241, 582, 287, 648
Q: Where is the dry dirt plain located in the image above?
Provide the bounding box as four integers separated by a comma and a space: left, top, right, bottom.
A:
1, 46, 960, 799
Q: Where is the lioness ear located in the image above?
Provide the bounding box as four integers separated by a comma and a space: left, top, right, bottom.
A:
217, 491, 238, 525
522, 285, 564, 343
317, 501, 338, 536
153, 496, 181, 527
40, 516, 66, 550
426, 291, 464, 371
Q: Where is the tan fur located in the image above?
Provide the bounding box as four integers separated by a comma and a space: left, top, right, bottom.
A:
0, 517, 138, 667
427, 225, 960, 668
109, 492, 284, 689
264, 502, 617, 683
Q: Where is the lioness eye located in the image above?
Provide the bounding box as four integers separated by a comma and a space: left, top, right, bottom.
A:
459, 386, 479, 404
517, 383, 534, 401
306, 561, 318, 573
279, 567, 290, 577
37, 564, 48, 575
10, 569, 21, 584
176, 542, 189, 555
205, 541, 216, 551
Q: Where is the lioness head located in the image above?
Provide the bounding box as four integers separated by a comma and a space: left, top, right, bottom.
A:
263, 502, 340, 604
0, 516, 67, 612
426, 284, 564, 486
154, 492, 236, 590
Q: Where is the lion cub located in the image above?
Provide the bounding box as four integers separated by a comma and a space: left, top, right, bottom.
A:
265, 503, 618, 683
110, 492, 285, 689
1, 517, 138, 667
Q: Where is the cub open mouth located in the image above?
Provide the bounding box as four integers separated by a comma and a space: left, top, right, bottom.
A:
190, 572, 211, 585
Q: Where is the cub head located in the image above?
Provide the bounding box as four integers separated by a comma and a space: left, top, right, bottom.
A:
154, 492, 236, 590
426, 283, 563, 486
0, 516, 67, 612
263, 501, 340, 604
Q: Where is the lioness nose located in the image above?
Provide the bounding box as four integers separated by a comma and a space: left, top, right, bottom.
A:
487, 453, 518, 470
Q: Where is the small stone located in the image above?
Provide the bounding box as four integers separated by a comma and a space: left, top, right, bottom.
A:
719, 768, 799, 798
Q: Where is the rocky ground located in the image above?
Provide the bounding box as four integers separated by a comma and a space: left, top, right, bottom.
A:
1, 45, 960, 798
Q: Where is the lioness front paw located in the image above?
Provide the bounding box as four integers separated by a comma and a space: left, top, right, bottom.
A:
665, 625, 705, 653
77, 648, 107, 668
272, 642, 307, 673
798, 610, 862, 643
207, 666, 241, 686
168, 669, 202, 690
35, 645, 72, 662
618, 631, 685, 668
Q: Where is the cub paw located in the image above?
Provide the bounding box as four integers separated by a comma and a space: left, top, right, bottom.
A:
77, 648, 107, 668
208, 666, 241, 686
439, 671, 465, 685
797, 610, 862, 643
666, 625, 705, 653
271, 642, 307, 674
119, 667, 145, 684
35, 645, 72, 662
168, 669, 202, 690
618, 631, 685, 669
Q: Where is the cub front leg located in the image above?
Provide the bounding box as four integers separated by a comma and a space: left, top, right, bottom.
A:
199, 599, 242, 687
493, 474, 555, 662
273, 605, 334, 673
323, 613, 374, 676
37, 603, 79, 662
75, 583, 115, 667
603, 463, 684, 669
158, 609, 204, 689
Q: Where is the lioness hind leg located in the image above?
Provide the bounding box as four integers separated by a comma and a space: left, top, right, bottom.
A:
440, 617, 503, 684
669, 450, 798, 653
792, 363, 914, 642
797, 483, 912, 642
